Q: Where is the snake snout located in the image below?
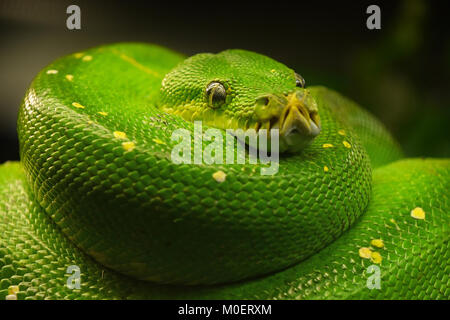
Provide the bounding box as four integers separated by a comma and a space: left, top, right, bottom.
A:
253, 90, 321, 152
280, 100, 321, 137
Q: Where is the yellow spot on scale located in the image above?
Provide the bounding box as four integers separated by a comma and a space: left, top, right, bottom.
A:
358, 247, 372, 259
113, 50, 160, 76
98, 111, 108, 116
152, 138, 165, 145
371, 239, 384, 248
82, 55, 93, 61
72, 102, 85, 109
65, 74, 74, 81
389, 218, 401, 230
323, 143, 334, 148
343, 141, 351, 148
212, 170, 226, 183
74, 52, 84, 59
411, 207, 425, 220
46, 69, 58, 74
113, 131, 127, 139
271, 69, 276, 73
370, 251, 382, 264
8, 285, 19, 295
122, 141, 135, 152
323, 166, 329, 172
338, 129, 346, 136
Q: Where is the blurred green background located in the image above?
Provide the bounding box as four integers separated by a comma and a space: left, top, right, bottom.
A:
0, 0, 449, 162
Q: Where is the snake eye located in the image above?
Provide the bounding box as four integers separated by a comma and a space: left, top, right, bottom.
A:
295, 73, 306, 88
206, 81, 227, 108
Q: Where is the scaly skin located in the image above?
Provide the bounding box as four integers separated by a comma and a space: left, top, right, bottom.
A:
0, 43, 448, 299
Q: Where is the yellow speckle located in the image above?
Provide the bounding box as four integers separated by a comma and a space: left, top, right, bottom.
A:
370, 251, 382, 264
323, 166, 329, 172
72, 102, 85, 109
389, 218, 401, 230
122, 141, 135, 151
212, 170, 226, 183
411, 207, 425, 220
359, 247, 372, 259
65, 74, 74, 81
152, 138, 165, 145
74, 52, 84, 58
338, 129, 346, 136
8, 285, 19, 295
98, 111, 108, 116
271, 69, 276, 73
114, 51, 160, 76
82, 55, 93, 61
343, 141, 351, 148
371, 239, 384, 248
323, 143, 334, 148
113, 131, 127, 139
46, 69, 58, 74
5, 294, 17, 300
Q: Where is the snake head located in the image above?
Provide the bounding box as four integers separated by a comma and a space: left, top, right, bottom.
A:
159, 49, 321, 153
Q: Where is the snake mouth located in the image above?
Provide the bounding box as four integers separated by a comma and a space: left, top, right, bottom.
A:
253, 90, 321, 152
278, 97, 321, 137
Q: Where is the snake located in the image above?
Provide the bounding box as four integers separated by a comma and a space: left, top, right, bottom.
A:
0, 43, 448, 300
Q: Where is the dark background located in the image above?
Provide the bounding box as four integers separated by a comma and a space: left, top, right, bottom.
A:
1, 0, 449, 162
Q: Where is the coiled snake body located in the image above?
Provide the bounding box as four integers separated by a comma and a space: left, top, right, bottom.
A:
0, 43, 448, 299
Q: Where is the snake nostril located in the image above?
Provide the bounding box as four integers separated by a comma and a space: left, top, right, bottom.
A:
256, 96, 270, 106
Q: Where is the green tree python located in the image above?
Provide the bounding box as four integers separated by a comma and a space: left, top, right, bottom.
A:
0, 43, 448, 300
